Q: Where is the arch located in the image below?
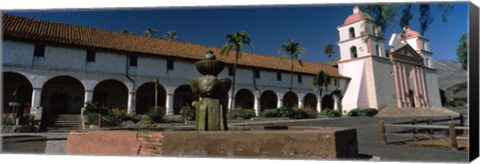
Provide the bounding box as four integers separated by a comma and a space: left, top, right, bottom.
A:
321, 94, 334, 110
93, 79, 128, 112
235, 89, 254, 109
136, 82, 167, 115
283, 92, 298, 108
350, 46, 358, 58
260, 90, 278, 111
41, 76, 85, 114
173, 84, 199, 114
303, 93, 317, 111
349, 27, 355, 38
2, 72, 33, 114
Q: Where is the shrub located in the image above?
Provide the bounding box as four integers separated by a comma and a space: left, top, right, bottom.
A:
230, 108, 256, 120
2, 114, 14, 125
85, 113, 99, 125
122, 114, 135, 122
261, 108, 278, 118
347, 108, 378, 117
105, 108, 126, 122
319, 109, 341, 117
20, 114, 35, 125
136, 115, 152, 125
179, 105, 195, 121
261, 107, 317, 119
277, 107, 295, 118
147, 107, 165, 123
362, 108, 378, 116
85, 101, 109, 115
291, 108, 318, 119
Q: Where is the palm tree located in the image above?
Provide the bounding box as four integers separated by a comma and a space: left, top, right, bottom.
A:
324, 44, 335, 61
279, 39, 306, 92
164, 30, 178, 40
220, 31, 254, 111
311, 71, 332, 111
143, 27, 157, 37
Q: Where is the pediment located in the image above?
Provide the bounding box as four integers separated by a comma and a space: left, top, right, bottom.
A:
390, 44, 423, 63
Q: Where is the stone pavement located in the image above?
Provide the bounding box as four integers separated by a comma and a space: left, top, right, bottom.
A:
1, 116, 471, 163
239, 116, 469, 163
2, 132, 68, 154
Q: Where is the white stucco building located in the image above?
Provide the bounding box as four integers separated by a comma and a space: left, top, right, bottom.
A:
1, 14, 348, 127
1, 6, 442, 129
336, 6, 442, 111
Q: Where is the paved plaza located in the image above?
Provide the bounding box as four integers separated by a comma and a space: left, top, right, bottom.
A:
1, 117, 469, 163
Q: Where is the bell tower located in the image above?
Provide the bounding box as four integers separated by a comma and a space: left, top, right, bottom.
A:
336, 6, 391, 112
337, 6, 385, 61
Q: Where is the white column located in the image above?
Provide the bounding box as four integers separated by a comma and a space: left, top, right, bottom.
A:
298, 98, 303, 109
30, 87, 42, 118
127, 91, 136, 115
333, 96, 339, 110
166, 92, 174, 115
30, 87, 42, 110
228, 94, 234, 110
254, 96, 260, 116
316, 98, 322, 112
84, 90, 94, 104
277, 98, 283, 108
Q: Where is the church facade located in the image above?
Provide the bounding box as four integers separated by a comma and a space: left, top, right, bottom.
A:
337, 6, 442, 111
1, 6, 441, 126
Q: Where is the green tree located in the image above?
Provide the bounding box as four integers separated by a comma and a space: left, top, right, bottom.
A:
456, 33, 467, 70
164, 30, 178, 40
324, 44, 335, 61
279, 39, 306, 92
362, 3, 454, 36
143, 27, 157, 37
221, 31, 254, 111
122, 28, 131, 34
310, 71, 332, 109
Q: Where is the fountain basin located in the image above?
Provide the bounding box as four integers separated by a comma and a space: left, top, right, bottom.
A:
66, 126, 358, 159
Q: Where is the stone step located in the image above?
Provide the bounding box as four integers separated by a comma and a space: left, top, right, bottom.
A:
47, 114, 83, 132
54, 114, 82, 121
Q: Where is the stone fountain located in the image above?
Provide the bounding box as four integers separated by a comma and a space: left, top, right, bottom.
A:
189, 51, 231, 131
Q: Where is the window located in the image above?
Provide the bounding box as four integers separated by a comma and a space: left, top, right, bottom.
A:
254, 70, 260, 79
297, 75, 302, 83
33, 44, 45, 57
167, 59, 174, 70
371, 25, 376, 36
375, 44, 380, 56
86, 50, 95, 62
422, 41, 428, 51
334, 79, 338, 86
349, 27, 355, 38
350, 46, 358, 58
129, 55, 137, 66
425, 58, 429, 67
228, 66, 234, 76
277, 72, 282, 81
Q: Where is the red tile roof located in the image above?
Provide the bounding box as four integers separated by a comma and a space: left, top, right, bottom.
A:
343, 6, 372, 25
2, 14, 347, 79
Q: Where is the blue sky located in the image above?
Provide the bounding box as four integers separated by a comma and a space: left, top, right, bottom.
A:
5, 2, 468, 63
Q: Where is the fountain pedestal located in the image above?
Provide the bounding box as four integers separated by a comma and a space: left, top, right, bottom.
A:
189, 51, 231, 131
195, 98, 227, 130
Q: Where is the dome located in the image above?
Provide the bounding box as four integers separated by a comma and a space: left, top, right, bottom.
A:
397, 27, 421, 39
343, 6, 372, 25
404, 28, 420, 38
